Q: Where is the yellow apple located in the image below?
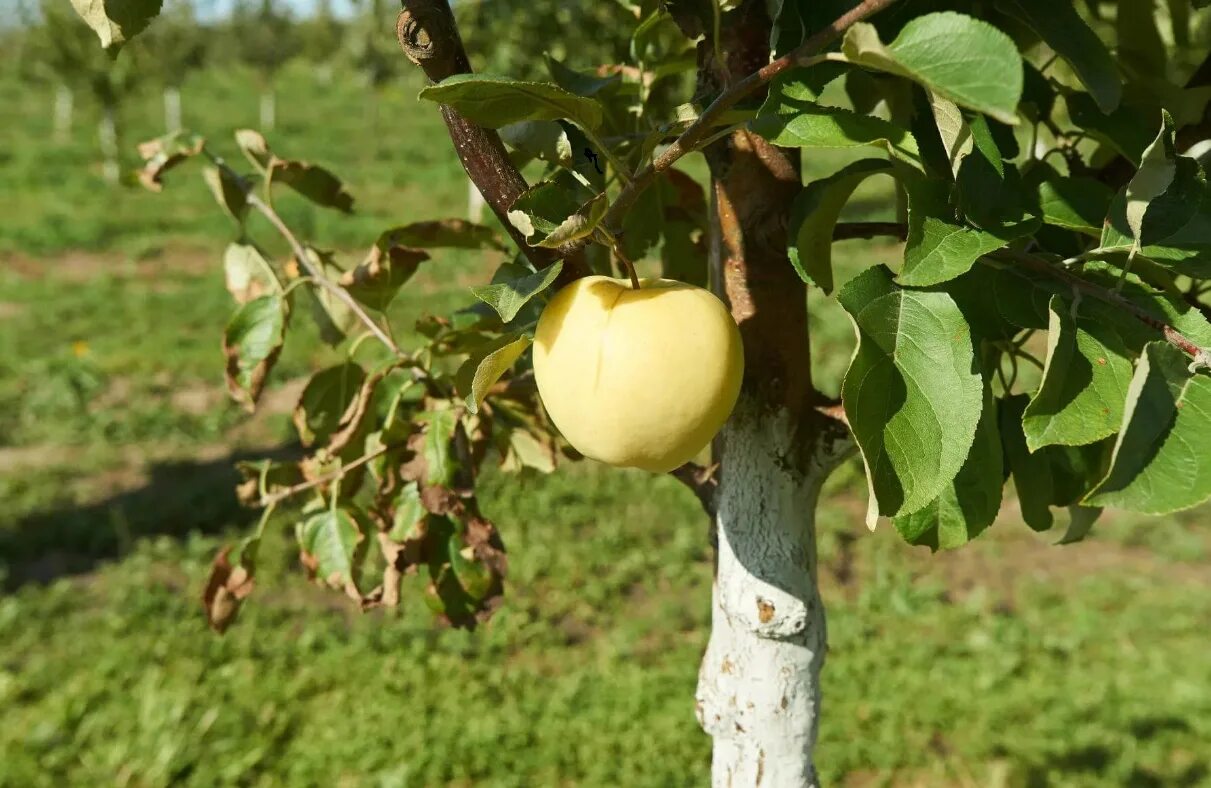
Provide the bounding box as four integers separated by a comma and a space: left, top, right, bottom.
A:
532, 275, 743, 473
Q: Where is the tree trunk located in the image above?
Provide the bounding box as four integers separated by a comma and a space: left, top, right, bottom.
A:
99, 104, 119, 184
692, 2, 850, 784
53, 84, 73, 143
164, 86, 182, 132
696, 400, 829, 786
260, 89, 276, 131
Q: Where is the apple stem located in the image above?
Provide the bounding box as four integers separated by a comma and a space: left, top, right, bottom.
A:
613, 245, 642, 290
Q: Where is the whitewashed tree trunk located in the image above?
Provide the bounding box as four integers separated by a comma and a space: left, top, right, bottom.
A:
53, 84, 73, 143
260, 89, 276, 131
99, 105, 119, 184
164, 86, 182, 132
696, 399, 835, 787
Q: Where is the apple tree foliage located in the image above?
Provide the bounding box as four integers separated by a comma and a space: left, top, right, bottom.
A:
75, 0, 1211, 631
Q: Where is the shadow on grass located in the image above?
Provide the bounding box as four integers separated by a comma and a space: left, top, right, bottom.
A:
1008, 717, 1207, 787
0, 444, 299, 590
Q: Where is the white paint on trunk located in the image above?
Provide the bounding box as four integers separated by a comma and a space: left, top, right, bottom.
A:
696, 398, 830, 787
53, 84, 73, 143
467, 180, 487, 222
99, 106, 119, 185
260, 90, 276, 132
164, 86, 182, 132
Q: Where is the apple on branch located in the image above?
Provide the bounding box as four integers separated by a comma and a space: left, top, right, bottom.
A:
533, 276, 743, 473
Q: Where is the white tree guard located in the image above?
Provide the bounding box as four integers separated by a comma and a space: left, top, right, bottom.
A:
164, 86, 182, 133
696, 398, 830, 787
54, 84, 73, 143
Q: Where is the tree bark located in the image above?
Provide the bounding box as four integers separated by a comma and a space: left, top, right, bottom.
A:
694, 3, 851, 784
697, 400, 831, 786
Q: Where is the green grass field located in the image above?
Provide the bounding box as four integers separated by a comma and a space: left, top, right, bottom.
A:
2, 63, 1210, 787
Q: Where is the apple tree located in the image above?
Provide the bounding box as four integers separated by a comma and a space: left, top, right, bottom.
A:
75, 0, 1211, 783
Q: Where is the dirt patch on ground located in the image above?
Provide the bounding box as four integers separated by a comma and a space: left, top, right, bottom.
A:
2, 246, 218, 283
822, 497, 1210, 609
0, 375, 307, 490
0, 301, 25, 319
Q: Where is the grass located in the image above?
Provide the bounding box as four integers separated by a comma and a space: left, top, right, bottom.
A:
2, 64, 1210, 787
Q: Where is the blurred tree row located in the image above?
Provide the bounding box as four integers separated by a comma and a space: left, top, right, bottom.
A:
4, 0, 647, 182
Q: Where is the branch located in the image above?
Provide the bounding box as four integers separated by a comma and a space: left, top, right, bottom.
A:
795, 216, 1211, 363
261, 441, 403, 508
246, 191, 402, 357
594, 0, 901, 238
991, 248, 1211, 364
396, 0, 587, 279
203, 150, 404, 358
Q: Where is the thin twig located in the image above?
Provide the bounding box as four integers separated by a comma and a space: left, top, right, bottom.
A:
204, 150, 404, 357
612, 243, 642, 290
991, 248, 1211, 363
811, 219, 1211, 364
261, 441, 404, 508
245, 192, 402, 357
593, 0, 902, 238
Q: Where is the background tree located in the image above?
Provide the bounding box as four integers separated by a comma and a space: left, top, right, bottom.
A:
298, 0, 345, 84
73, 0, 1211, 784
27, 0, 142, 180
139, 0, 208, 132
225, 0, 300, 131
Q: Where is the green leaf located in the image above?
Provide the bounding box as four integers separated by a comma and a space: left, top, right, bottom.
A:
223, 240, 279, 305
1117, 0, 1167, 76
499, 120, 574, 165
202, 166, 249, 223
1065, 92, 1157, 166
70, 0, 162, 50
788, 158, 895, 292
545, 53, 621, 97
996, 0, 1121, 113
297, 248, 356, 345
1085, 342, 1211, 514
455, 333, 532, 413
298, 507, 365, 592
1033, 170, 1114, 236
1000, 394, 1056, 531
842, 12, 1023, 124
232, 129, 354, 212
1124, 112, 1179, 251
956, 157, 1038, 234
222, 294, 286, 411
372, 220, 505, 251
1059, 505, 1103, 544
470, 262, 564, 323
507, 173, 607, 248
750, 100, 922, 166
927, 92, 974, 179
270, 159, 354, 214
419, 409, 459, 488
898, 176, 1028, 286
1022, 296, 1134, 451
135, 131, 205, 191
418, 74, 604, 131
339, 244, 429, 313
293, 364, 367, 448
893, 387, 1002, 550
1097, 158, 1211, 275
839, 266, 984, 523
388, 482, 425, 542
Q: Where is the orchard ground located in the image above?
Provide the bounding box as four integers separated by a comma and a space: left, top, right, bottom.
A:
2, 64, 1210, 787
